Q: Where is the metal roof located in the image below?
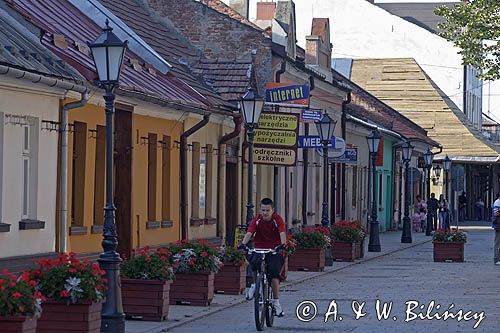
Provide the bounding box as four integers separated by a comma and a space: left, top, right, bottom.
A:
9, 0, 209, 110
0, 6, 84, 84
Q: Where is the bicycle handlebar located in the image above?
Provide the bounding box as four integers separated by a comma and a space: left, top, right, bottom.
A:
247, 248, 277, 254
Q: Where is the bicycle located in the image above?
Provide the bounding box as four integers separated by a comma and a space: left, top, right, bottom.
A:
247, 248, 277, 331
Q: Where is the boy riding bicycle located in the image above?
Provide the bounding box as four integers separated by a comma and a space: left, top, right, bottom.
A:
238, 198, 286, 317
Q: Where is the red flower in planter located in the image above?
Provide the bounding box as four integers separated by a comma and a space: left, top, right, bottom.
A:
0, 269, 42, 318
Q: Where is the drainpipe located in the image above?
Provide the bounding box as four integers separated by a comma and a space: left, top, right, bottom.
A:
275, 60, 287, 223
219, 114, 243, 145
340, 91, 351, 221
60, 93, 89, 253
181, 114, 210, 240
302, 76, 315, 226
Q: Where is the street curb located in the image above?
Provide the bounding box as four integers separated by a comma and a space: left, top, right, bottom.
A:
156, 238, 432, 332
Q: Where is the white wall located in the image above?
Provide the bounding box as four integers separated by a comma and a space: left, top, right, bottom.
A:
0, 84, 61, 258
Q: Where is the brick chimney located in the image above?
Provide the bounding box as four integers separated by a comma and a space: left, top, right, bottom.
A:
305, 18, 332, 81
305, 18, 332, 71
256, 1, 276, 21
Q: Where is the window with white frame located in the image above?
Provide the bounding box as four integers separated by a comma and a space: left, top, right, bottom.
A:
22, 125, 30, 219
20, 118, 38, 220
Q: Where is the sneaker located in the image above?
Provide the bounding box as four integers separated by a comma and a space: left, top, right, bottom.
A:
273, 301, 284, 317
245, 283, 255, 300
495, 261, 500, 265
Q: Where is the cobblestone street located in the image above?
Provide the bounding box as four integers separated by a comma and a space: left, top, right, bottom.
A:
158, 224, 499, 333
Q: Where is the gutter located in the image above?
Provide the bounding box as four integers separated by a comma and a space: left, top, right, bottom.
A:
346, 114, 404, 140
0, 65, 88, 94
340, 91, 351, 221
180, 114, 210, 240
60, 93, 89, 253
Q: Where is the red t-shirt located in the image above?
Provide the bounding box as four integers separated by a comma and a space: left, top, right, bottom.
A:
247, 214, 286, 249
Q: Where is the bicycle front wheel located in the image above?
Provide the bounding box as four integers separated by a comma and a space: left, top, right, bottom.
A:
265, 278, 274, 327
254, 273, 266, 331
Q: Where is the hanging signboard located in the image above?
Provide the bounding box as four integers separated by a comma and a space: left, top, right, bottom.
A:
233, 225, 248, 247
300, 109, 323, 123
265, 83, 310, 107
244, 112, 299, 166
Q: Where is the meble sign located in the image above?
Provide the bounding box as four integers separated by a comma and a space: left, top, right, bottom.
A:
297, 136, 335, 148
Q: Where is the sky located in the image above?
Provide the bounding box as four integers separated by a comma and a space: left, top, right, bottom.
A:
375, 0, 459, 2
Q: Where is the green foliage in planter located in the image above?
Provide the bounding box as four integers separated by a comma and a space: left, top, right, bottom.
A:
432, 228, 467, 243
29, 252, 106, 304
121, 247, 175, 281
218, 246, 246, 265
0, 269, 44, 317
291, 226, 331, 249
330, 221, 366, 242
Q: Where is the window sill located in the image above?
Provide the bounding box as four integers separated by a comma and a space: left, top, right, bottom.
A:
19, 219, 45, 230
190, 218, 204, 227
146, 221, 161, 229
91, 225, 103, 234
69, 226, 88, 236
204, 218, 217, 225
161, 220, 173, 228
0, 223, 11, 232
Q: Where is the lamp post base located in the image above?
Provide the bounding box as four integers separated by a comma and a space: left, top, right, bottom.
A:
368, 220, 381, 252
98, 251, 125, 333
401, 216, 412, 243
425, 214, 433, 236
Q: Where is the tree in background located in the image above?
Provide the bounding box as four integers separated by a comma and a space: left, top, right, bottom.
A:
435, 0, 500, 81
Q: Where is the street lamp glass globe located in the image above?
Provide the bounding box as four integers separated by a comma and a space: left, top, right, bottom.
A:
240, 87, 264, 127
423, 147, 434, 167
433, 165, 441, 178
366, 128, 381, 153
401, 141, 413, 162
89, 20, 127, 85
316, 113, 336, 143
443, 155, 452, 171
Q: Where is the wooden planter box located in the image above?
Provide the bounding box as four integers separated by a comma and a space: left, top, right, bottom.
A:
214, 262, 247, 295
37, 301, 101, 333
288, 248, 325, 272
433, 242, 465, 262
122, 278, 171, 321
355, 239, 365, 259
170, 271, 214, 306
0, 316, 37, 333
332, 241, 356, 262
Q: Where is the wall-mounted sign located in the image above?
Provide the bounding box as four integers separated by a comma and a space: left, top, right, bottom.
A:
265, 83, 310, 107
300, 109, 323, 123
331, 147, 358, 164
257, 113, 298, 130
253, 129, 297, 147
298, 135, 335, 148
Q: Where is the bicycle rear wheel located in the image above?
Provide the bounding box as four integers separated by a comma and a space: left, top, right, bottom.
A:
265, 278, 274, 327
254, 273, 266, 331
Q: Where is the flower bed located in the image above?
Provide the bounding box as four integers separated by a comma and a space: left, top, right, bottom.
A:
214, 247, 246, 295
167, 240, 222, 306
288, 227, 329, 271
0, 269, 43, 333
120, 247, 174, 321
432, 228, 466, 262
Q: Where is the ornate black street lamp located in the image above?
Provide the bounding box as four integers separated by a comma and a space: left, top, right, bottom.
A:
433, 164, 442, 180
316, 113, 336, 227
443, 155, 452, 228
366, 128, 381, 252
241, 87, 264, 225
424, 147, 434, 236
89, 20, 127, 333
401, 140, 414, 243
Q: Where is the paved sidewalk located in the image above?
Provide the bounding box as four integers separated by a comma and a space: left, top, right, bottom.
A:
125, 231, 431, 333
